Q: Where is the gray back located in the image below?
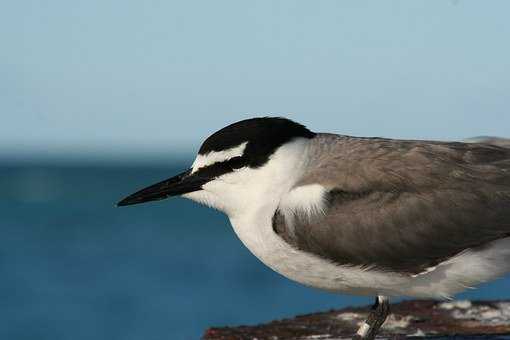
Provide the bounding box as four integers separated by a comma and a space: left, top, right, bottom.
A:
273, 134, 510, 274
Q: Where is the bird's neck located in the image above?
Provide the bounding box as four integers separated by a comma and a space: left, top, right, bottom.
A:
226, 138, 312, 258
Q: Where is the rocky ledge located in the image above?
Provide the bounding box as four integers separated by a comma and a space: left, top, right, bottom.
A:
203, 300, 510, 339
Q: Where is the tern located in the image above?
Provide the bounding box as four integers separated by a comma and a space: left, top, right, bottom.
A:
118, 117, 510, 339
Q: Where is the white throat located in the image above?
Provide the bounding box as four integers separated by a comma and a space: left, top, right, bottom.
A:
184, 137, 311, 254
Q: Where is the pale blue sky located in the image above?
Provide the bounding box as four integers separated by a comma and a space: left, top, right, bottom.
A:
2, 1, 509, 158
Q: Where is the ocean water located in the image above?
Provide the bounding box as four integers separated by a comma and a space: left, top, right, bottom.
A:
1, 160, 509, 340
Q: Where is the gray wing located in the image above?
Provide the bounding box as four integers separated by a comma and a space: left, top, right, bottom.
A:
273, 134, 510, 275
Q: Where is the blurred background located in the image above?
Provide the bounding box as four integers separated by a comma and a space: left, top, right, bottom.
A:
1, 1, 510, 339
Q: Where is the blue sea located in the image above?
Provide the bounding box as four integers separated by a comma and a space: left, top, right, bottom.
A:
2, 159, 509, 340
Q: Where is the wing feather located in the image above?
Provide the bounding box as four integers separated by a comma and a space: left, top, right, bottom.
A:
274, 134, 510, 274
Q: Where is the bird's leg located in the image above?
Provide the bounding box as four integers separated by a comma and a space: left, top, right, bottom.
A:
353, 295, 390, 340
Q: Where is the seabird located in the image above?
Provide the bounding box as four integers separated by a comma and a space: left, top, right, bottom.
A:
118, 117, 510, 339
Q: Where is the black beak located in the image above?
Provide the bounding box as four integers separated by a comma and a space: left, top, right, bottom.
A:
117, 169, 208, 207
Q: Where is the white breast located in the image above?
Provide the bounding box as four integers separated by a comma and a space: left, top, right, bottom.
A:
187, 138, 510, 299
231, 206, 510, 299
222, 141, 409, 297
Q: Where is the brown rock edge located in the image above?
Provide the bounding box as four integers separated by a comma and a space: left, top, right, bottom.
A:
203, 300, 510, 339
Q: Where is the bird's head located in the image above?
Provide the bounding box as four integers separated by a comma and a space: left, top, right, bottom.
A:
117, 117, 316, 216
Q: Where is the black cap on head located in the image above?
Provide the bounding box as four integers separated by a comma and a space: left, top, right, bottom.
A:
117, 117, 315, 207
199, 117, 316, 168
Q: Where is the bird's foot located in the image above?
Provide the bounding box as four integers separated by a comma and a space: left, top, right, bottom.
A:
352, 295, 390, 340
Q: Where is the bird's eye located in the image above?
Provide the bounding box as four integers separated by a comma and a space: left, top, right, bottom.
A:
227, 156, 245, 169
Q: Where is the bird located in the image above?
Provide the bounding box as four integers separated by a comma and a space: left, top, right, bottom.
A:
118, 117, 510, 339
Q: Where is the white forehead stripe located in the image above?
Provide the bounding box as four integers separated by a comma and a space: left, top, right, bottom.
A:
192, 142, 248, 173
